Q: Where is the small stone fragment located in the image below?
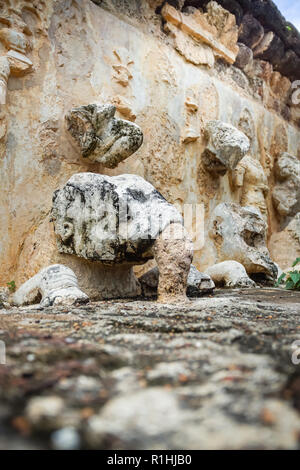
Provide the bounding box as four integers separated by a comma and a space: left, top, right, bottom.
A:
205, 261, 256, 288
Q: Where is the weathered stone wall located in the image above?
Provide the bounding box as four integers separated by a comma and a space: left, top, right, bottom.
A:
182, 0, 300, 82
0, 0, 299, 288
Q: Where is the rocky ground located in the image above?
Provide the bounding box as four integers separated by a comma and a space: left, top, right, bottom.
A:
0, 288, 300, 450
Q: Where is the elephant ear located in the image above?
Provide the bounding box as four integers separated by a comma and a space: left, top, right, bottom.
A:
65, 108, 97, 158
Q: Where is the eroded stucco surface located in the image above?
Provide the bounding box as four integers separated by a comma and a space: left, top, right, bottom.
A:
0, 0, 299, 288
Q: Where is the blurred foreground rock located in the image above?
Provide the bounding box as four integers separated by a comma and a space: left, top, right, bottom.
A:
0, 289, 300, 449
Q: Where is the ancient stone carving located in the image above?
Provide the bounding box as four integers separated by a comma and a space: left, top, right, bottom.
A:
182, 93, 200, 143
112, 49, 133, 88
164, 20, 215, 68
51, 173, 182, 262
161, 2, 239, 66
237, 108, 255, 146
0, 56, 10, 104
0, 1, 37, 104
178, 0, 300, 82
272, 152, 300, 219
205, 261, 256, 288
202, 120, 250, 176
232, 155, 269, 220
139, 264, 215, 298
13, 264, 89, 307
205, 1, 239, 53
269, 213, 300, 271
51, 173, 193, 303
234, 42, 253, 71
65, 104, 143, 167
108, 48, 137, 122
210, 203, 277, 279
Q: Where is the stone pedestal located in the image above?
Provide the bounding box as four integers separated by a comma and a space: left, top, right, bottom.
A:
55, 254, 141, 300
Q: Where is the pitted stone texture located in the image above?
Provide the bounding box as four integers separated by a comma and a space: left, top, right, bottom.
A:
86, 388, 185, 448
138, 266, 161, 298
139, 264, 215, 298
238, 13, 264, 50
65, 104, 143, 167
272, 152, 300, 220
51, 172, 183, 265
12, 264, 89, 307
1, 290, 300, 450
161, 1, 239, 65
202, 120, 250, 175
205, 261, 256, 288
234, 42, 253, 70
153, 223, 193, 304
210, 203, 277, 279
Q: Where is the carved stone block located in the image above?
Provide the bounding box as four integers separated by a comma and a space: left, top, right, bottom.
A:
51, 173, 193, 303
161, 2, 239, 65
13, 264, 89, 307
202, 120, 250, 175
210, 203, 277, 279
65, 104, 143, 167
205, 260, 256, 288
232, 155, 268, 220
272, 152, 300, 219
